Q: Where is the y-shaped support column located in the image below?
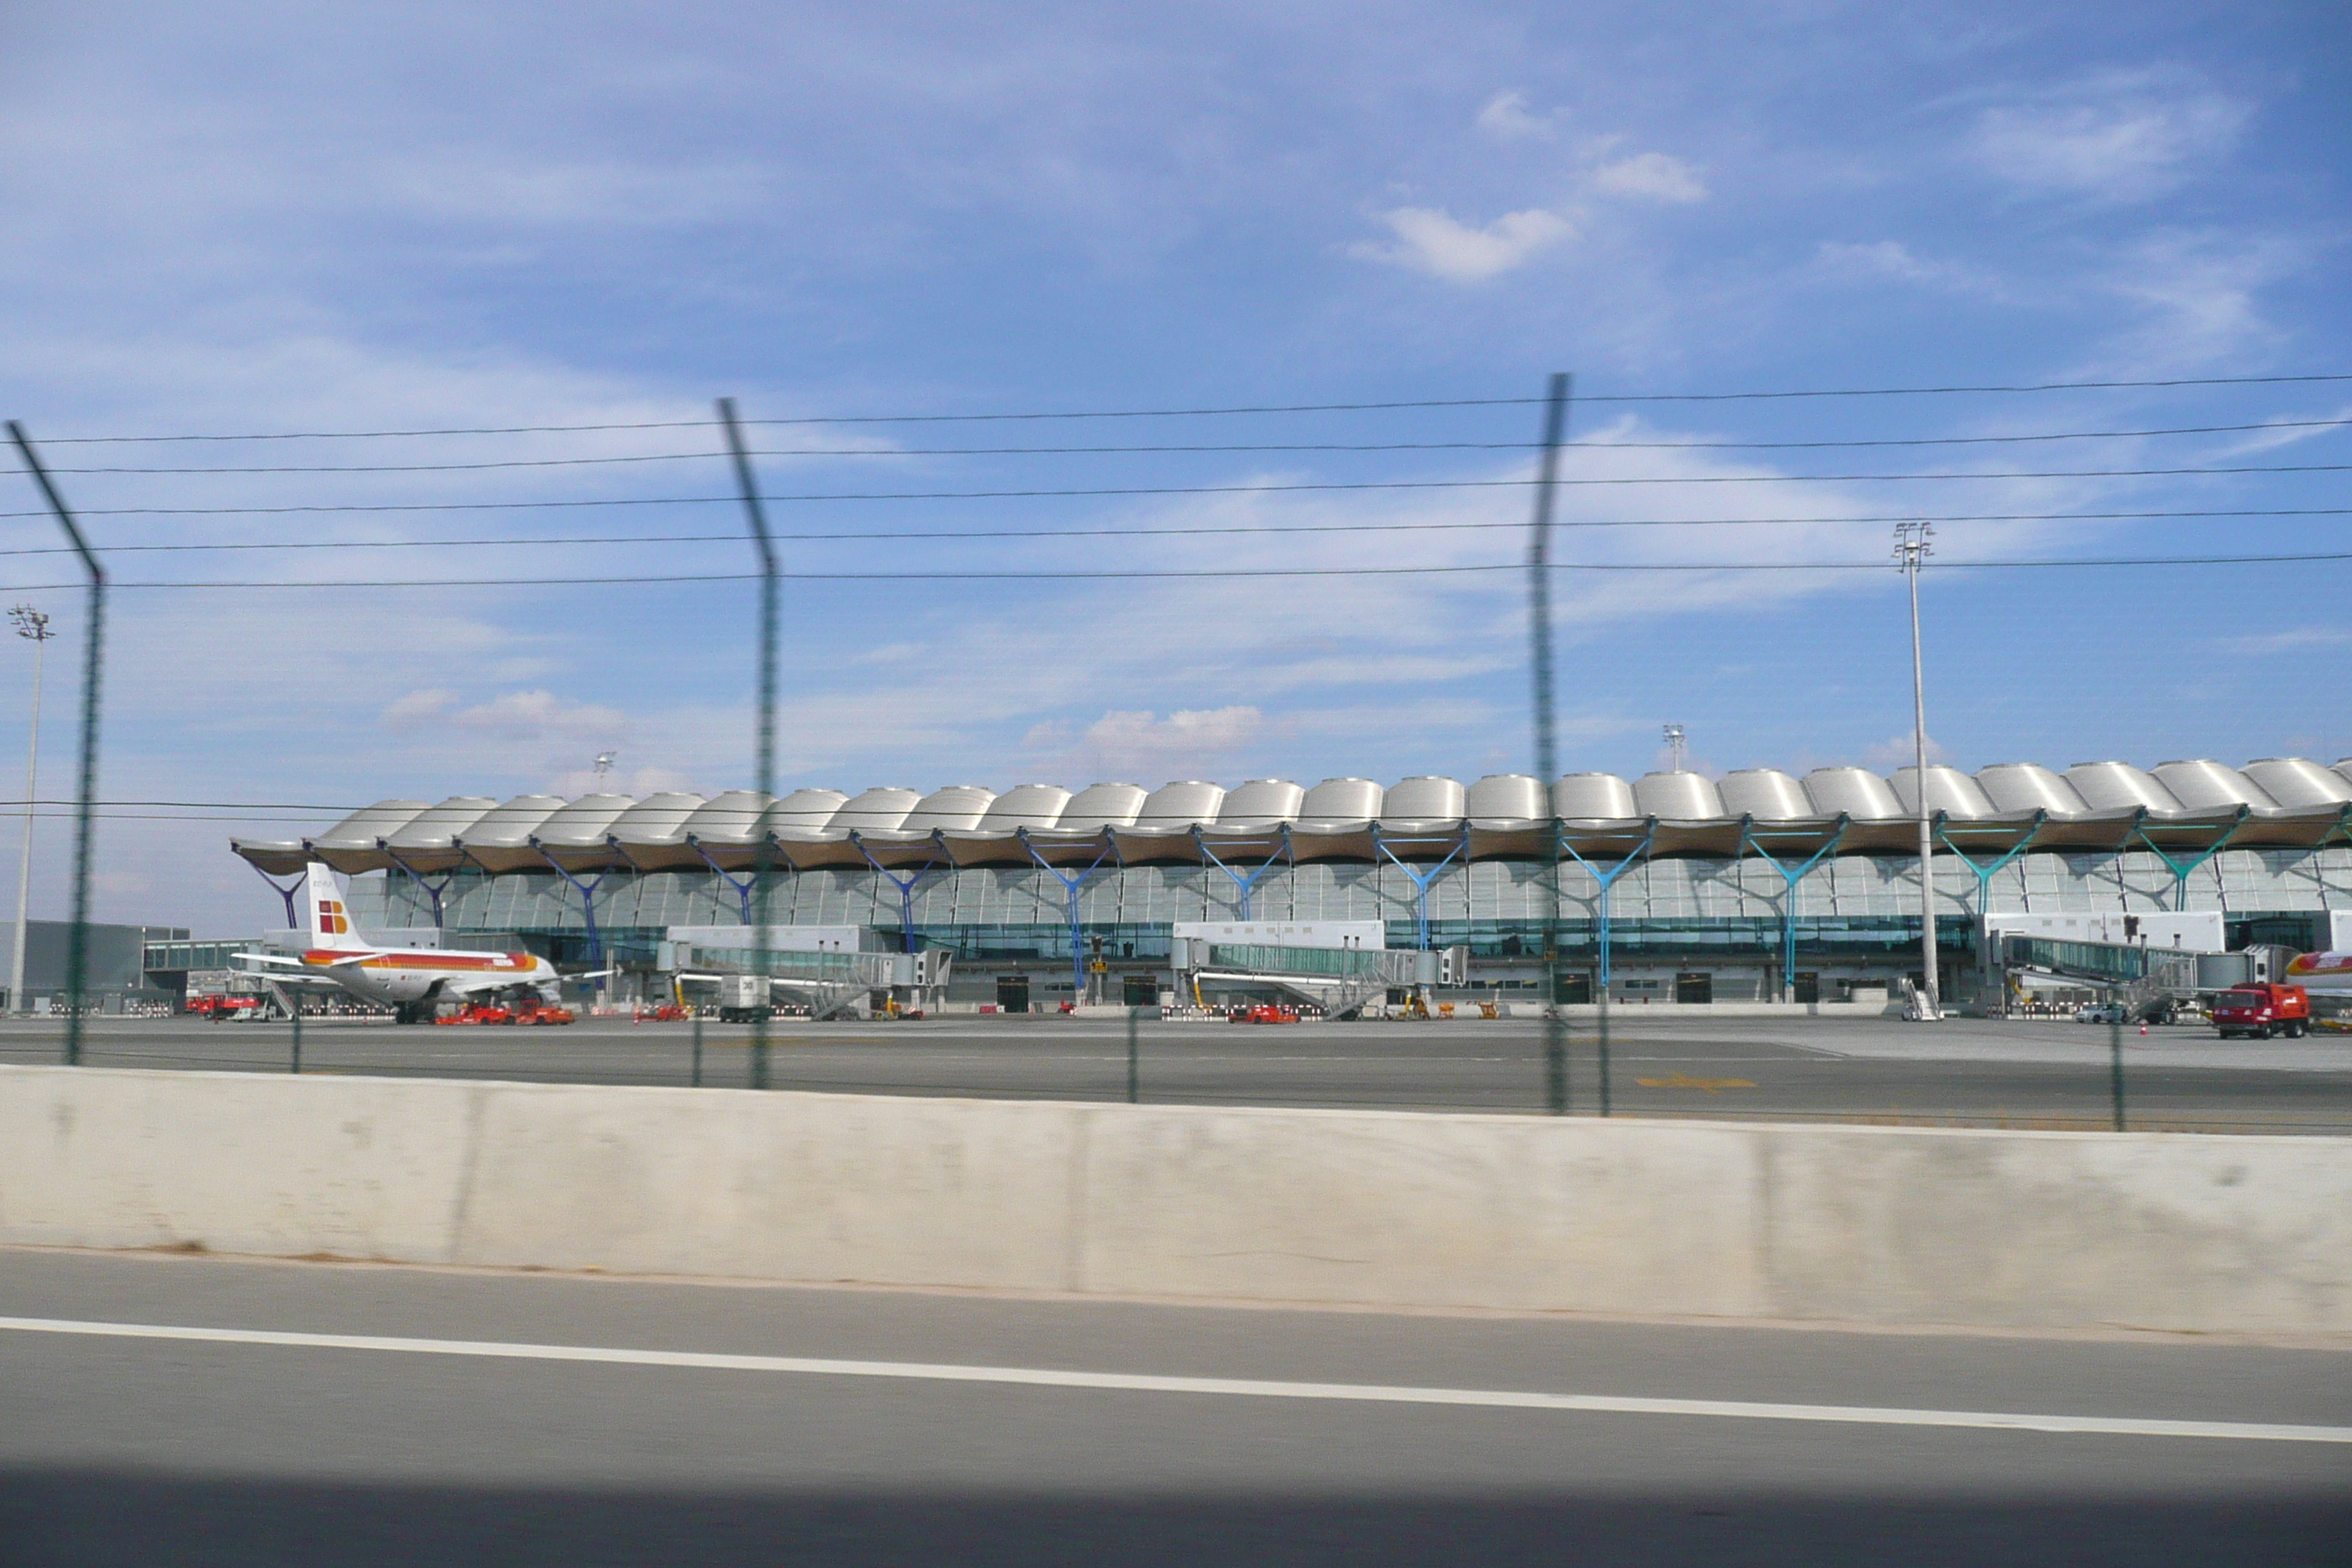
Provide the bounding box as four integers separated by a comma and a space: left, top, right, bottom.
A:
2134, 805, 2251, 912
687, 835, 780, 927
1371, 822, 1471, 951
1193, 823, 1292, 921
851, 830, 949, 954
1556, 817, 1658, 995
246, 860, 309, 929
534, 843, 614, 986
1019, 826, 1123, 1000
381, 844, 459, 929
1737, 813, 1849, 1001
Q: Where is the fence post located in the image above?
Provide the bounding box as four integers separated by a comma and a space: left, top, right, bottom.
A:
289, 1003, 302, 1074
692, 1014, 704, 1088
1597, 995, 1611, 1116
2108, 1010, 2126, 1131
1126, 1005, 1142, 1104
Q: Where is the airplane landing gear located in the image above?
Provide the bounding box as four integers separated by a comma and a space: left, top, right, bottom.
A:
396, 1002, 434, 1025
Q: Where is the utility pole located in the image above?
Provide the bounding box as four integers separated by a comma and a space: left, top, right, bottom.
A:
718, 398, 777, 1087
1895, 522, 1940, 1021
9, 606, 52, 1016
7, 424, 103, 1065
1527, 372, 1572, 1113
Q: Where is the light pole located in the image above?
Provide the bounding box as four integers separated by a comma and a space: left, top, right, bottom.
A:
8, 606, 50, 1017
1894, 522, 1940, 1021
1662, 724, 1686, 774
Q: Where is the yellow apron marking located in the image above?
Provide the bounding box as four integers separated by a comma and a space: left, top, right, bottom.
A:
1634, 1071, 1757, 1093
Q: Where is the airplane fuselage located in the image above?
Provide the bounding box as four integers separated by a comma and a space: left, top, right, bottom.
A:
297, 948, 557, 1006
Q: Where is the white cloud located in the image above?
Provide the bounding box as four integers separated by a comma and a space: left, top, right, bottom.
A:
381, 690, 458, 727
1351, 206, 1573, 282
445, 690, 627, 740
2209, 627, 2351, 657
1591, 151, 1705, 203
1812, 239, 1993, 295
1968, 82, 2247, 202
1066, 706, 1268, 780
1476, 91, 1553, 140
1861, 730, 1951, 769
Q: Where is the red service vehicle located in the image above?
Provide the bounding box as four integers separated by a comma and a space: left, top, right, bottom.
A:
1229, 1003, 1300, 1025
187, 994, 264, 1020
435, 1002, 516, 1026
512, 1000, 575, 1026
2211, 984, 2311, 1039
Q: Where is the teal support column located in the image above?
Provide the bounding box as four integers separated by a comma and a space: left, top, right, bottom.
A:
1737, 813, 1850, 1001
2133, 806, 2251, 912
1019, 826, 1123, 1000
1556, 818, 1657, 994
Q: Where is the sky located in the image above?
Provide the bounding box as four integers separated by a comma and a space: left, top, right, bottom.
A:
0, 0, 2346, 932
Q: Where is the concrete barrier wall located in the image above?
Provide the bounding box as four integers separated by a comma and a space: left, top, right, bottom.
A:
1, 1065, 2345, 1335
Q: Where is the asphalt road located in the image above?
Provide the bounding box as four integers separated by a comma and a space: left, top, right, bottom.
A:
3, 1013, 2347, 1133
2, 1248, 2345, 1567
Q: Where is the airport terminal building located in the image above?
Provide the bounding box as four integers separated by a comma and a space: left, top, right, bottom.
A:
224, 756, 2352, 1011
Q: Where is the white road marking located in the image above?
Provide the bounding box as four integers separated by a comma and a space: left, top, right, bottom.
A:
0, 1315, 2344, 1444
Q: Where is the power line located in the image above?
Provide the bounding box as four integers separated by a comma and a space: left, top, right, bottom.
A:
25, 371, 2352, 443
1, 551, 2343, 592
6, 464, 2343, 516
28, 418, 2352, 472
0, 507, 2340, 559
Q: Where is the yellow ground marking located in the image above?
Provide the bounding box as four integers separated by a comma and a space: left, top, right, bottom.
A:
1633, 1071, 1757, 1093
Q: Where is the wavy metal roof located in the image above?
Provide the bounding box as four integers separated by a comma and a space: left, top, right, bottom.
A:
234, 756, 2352, 875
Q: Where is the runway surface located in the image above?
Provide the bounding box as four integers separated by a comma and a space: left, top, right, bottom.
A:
1, 1248, 2344, 1565
3, 1012, 2347, 1132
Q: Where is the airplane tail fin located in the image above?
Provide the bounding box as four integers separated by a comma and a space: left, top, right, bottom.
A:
305, 862, 365, 951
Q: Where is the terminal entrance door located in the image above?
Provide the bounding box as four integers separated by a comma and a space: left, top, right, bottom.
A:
995, 976, 1030, 1014
1793, 971, 1820, 1004
1553, 973, 1591, 1005
1123, 974, 1156, 1007
1675, 972, 1713, 1005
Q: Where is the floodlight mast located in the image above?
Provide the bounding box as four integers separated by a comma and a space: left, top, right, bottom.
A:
1895, 521, 1940, 1021
8, 606, 52, 1017
1662, 724, 1686, 774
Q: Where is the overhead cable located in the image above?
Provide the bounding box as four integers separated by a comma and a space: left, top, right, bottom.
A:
23, 371, 2352, 443
26, 417, 2352, 471
7, 464, 2345, 510
2, 551, 2344, 591
0, 507, 2342, 559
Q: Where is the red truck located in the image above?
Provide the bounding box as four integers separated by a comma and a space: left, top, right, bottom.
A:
2211, 984, 2312, 1039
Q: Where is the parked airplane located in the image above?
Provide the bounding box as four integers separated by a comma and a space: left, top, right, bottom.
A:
238, 864, 561, 1022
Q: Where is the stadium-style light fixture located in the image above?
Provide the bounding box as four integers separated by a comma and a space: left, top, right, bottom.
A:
1894, 521, 1941, 1021
7, 605, 52, 1017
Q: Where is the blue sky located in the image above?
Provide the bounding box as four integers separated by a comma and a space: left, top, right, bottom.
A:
1, 0, 2346, 931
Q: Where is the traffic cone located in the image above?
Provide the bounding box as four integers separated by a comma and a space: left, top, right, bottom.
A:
2138, 1023, 2147, 1036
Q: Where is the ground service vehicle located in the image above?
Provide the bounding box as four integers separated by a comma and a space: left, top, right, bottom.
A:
2211, 984, 2311, 1039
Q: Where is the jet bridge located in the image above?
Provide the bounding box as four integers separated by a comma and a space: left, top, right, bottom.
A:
1995, 933, 2283, 1021
660, 938, 952, 1019
1169, 926, 1467, 1019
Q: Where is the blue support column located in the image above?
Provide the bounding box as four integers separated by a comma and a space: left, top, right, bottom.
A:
1019, 826, 1123, 998
1193, 823, 1292, 920
380, 843, 459, 929
1371, 823, 1470, 950
1555, 818, 1658, 993
534, 843, 615, 988
245, 860, 308, 930
686, 835, 775, 927
1737, 813, 1850, 1000
851, 830, 949, 954
2133, 806, 2251, 911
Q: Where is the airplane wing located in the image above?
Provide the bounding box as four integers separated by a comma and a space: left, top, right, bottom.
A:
237, 950, 386, 970
441, 973, 554, 1000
